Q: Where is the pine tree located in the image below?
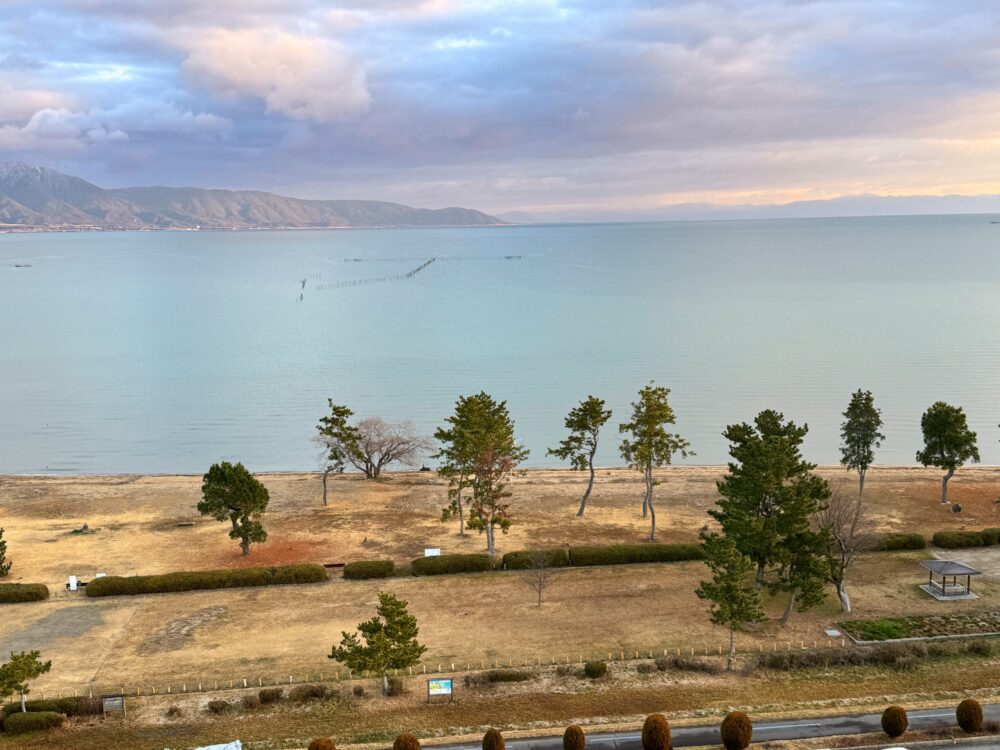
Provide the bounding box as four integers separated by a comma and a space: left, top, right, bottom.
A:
197, 462, 270, 556
696, 534, 764, 671
840, 389, 885, 498
329, 592, 426, 696
548, 396, 612, 516
0, 528, 11, 577
916, 401, 980, 504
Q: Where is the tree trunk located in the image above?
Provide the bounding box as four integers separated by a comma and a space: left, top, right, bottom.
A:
241, 535, 250, 557
456, 484, 465, 537
537, 585, 543, 607
646, 466, 656, 541
578, 456, 596, 517
485, 521, 495, 556
641, 463, 652, 519
727, 625, 736, 672
836, 580, 851, 613
20, 690, 26, 713
941, 468, 955, 504
322, 468, 331, 506
382, 673, 389, 696
755, 560, 765, 588
781, 589, 796, 624
858, 468, 866, 499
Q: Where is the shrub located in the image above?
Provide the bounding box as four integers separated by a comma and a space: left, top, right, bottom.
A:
258, 687, 283, 704
664, 655, 723, 674
85, 563, 328, 597
2, 697, 102, 717
411, 554, 494, 576
654, 658, 670, 672
965, 639, 995, 657
289, 684, 328, 702
563, 724, 586, 750
636, 662, 657, 674
387, 677, 404, 696
502, 549, 571, 570
241, 694, 261, 710
483, 727, 505, 750
352, 685, 366, 698
0, 583, 49, 603
933, 531, 984, 549
554, 665, 577, 677
720, 712, 753, 750
569, 544, 704, 567
584, 661, 608, 679
881, 706, 908, 738
309, 739, 337, 750
3, 711, 64, 735
957, 698, 984, 732
394, 733, 422, 750
840, 617, 915, 641
642, 713, 671, 750
166, 705, 182, 718
873, 533, 926, 551
206, 699, 231, 714
343, 560, 395, 580
982, 529, 1000, 546
465, 669, 535, 686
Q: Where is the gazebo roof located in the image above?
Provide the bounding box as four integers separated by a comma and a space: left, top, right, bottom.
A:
921, 560, 982, 576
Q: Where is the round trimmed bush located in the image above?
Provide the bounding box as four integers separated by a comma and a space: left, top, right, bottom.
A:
394, 733, 422, 750
3, 711, 64, 734
881, 706, 908, 738
206, 699, 231, 714
957, 699, 984, 733
642, 713, 671, 750
483, 727, 505, 750
563, 724, 586, 750
720, 712, 752, 750
308, 739, 336, 750
584, 661, 608, 679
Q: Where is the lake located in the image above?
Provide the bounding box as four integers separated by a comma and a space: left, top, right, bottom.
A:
2, 216, 999, 474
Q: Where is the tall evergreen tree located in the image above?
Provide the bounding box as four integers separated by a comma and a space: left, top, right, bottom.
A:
316, 401, 361, 506
0, 651, 51, 713
0, 528, 10, 577
696, 533, 764, 671
548, 396, 612, 517
329, 592, 426, 696
840, 389, 885, 498
619, 383, 692, 541
197, 462, 270, 556
916, 401, 980, 504
710, 409, 830, 608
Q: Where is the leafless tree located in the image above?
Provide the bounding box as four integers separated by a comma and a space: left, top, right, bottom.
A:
523, 551, 555, 607
815, 486, 875, 613
350, 418, 433, 479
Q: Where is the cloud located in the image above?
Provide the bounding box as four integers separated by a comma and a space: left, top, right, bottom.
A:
180, 28, 370, 122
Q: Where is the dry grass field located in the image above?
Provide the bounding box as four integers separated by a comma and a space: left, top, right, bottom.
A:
2, 466, 1000, 748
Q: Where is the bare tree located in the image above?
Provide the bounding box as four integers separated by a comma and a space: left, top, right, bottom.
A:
523, 551, 555, 606
350, 418, 432, 480
815, 486, 875, 613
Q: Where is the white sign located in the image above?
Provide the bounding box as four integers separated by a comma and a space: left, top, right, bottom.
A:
427, 678, 452, 696
68, 576, 78, 592
424, 548, 441, 557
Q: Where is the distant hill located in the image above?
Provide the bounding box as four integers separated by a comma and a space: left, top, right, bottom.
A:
0, 163, 506, 231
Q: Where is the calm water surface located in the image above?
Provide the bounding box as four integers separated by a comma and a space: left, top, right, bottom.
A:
2, 216, 999, 473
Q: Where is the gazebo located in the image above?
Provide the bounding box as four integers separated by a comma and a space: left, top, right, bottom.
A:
920, 560, 981, 600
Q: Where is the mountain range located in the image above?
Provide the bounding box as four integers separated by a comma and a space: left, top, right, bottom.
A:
0, 163, 505, 231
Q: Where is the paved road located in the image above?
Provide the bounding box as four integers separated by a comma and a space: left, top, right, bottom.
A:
441, 704, 1000, 750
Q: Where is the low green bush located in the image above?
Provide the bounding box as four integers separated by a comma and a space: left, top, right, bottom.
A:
387, 677, 404, 696
0, 583, 49, 603
873, 533, 926, 551
206, 699, 231, 714
933, 531, 984, 549
464, 669, 534, 686
410, 554, 494, 576
258, 687, 283, 704
840, 617, 916, 641
501, 549, 570, 570
2, 696, 101, 717
663, 655, 723, 674
3, 711, 64, 734
241, 694, 261, 710
289, 684, 328, 702
568, 543, 703, 567
583, 661, 608, 679
343, 560, 395, 580
982, 528, 1000, 545
85, 563, 328, 597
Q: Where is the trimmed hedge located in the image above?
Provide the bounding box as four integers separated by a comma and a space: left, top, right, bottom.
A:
641, 714, 671, 750
85, 563, 328, 597
720, 712, 753, 750
309, 740, 336, 750
583, 661, 608, 679
3, 696, 102, 718
564, 725, 586, 750
3, 711, 64, 735
502, 548, 570, 570
957, 698, 984, 733
411, 554, 494, 576
934, 531, 985, 549
881, 705, 908, 738
569, 543, 703, 567
394, 733, 421, 750
483, 728, 505, 750
874, 533, 926, 551
983, 528, 1000, 545
343, 560, 395, 580
0, 583, 49, 603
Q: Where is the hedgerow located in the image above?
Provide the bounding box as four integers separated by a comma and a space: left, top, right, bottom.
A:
0, 583, 49, 603
568, 543, 703, 567
85, 563, 327, 597
343, 560, 395, 580
2, 711, 64, 734
410, 554, 494, 576
933, 531, 985, 549
873, 533, 926, 551
501, 549, 570, 570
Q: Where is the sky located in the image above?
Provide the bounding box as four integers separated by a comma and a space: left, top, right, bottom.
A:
4, 1, 1000, 218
